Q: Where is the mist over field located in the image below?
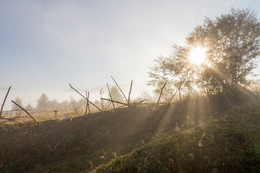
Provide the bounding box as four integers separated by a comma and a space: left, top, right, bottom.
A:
1, 1, 260, 173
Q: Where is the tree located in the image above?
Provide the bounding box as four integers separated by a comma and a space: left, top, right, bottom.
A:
148, 8, 260, 96
188, 8, 260, 91
148, 46, 197, 100
110, 86, 124, 102
25, 103, 34, 110
36, 93, 49, 110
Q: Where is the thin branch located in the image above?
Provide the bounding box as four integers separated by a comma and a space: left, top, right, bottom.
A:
156, 81, 167, 106
11, 100, 38, 125
107, 83, 115, 109
111, 76, 128, 103
104, 102, 112, 111
100, 98, 129, 106
128, 80, 133, 104
169, 68, 191, 101
0, 86, 11, 118
69, 84, 102, 112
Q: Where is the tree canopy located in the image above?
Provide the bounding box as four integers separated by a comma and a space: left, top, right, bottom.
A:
148, 8, 260, 98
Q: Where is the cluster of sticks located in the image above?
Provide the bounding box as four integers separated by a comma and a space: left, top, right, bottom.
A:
0, 76, 174, 124
69, 76, 141, 113
0, 86, 38, 125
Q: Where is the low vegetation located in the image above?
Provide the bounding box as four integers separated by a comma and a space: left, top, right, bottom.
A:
0, 93, 259, 172
95, 101, 260, 172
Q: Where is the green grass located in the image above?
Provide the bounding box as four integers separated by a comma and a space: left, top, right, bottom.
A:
95, 102, 260, 172
0, 96, 259, 172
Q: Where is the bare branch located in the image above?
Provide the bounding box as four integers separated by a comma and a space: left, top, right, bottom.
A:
11, 100, 38, 125
106, 83, 115, 109
100, 98, 128, 106
111, 76, 128, 103
69, 84, 102, 112
0, 86, 11, 118
156, 81, 167, 106
169, 68, 191, 101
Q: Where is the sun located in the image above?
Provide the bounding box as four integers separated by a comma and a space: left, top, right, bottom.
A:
188, 46, 207, 65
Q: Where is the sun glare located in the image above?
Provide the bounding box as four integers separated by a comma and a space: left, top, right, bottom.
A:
188, 46, 207, 65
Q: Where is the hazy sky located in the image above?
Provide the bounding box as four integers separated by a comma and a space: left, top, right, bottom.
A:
1, 0, 260, 110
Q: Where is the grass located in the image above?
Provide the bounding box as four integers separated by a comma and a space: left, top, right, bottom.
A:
0, 105, 174, 172
95, 102, 260, 172
0, 95, 259, 172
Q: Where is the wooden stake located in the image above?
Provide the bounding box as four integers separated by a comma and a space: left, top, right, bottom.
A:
69, 84, 102, 112
87, 92, 90, 114
100, 98, 128, 106
111, 76, 128, 103
0, 86, 11, 118
84, 91, 88, 116
11, 100, 38, 125
128, 80, 133, 104
107, 83, 115, 109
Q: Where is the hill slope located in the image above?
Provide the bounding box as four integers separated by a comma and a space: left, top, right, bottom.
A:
95, 102, 260, 172
0, 97, 259, 172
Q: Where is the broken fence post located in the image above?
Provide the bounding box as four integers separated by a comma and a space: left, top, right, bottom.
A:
0, 86, 11, 118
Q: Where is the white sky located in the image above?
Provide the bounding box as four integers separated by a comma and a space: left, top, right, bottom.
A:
0, 0, 260, 110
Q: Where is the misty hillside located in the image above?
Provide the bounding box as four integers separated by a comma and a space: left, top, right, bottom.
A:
95, 102, 260, 173
0, 94, 259, 172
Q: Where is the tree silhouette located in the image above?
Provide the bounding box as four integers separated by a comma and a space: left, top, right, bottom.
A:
148, 8, 260, 96
110, 86, 124, 102
36, 93, 49, 110
12, 97, 23, 110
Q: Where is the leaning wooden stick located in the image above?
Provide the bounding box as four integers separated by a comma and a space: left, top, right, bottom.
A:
69, 84, 102, 112
111, 76, 128, 103
100, 98, 129, 106
128, 80, 133, 104
106, 83, 115, 109
156, 81, 167, 106
11, 100, 38, 125
84, 91, 88, 116
87, 92, 90, 114
0, 86, 12, 118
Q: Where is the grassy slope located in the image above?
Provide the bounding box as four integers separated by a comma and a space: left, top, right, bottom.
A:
0, 105, 177, 173
0, 95, 259, 173
95, 102, 260, 173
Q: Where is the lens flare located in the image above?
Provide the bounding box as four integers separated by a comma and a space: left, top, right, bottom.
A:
188, 46, 207, 65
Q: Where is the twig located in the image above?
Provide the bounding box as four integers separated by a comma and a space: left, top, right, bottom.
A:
100, 98, 129, 106
128, 80, 133, 104
156, 81, 167, 106
11, 100, 38, 125
104, 102, 112, 111
107, 83, 115, 109
169, 68, 191, 101
69, 84, 102, 112
0, 86, 11, 118
111, 76, 128, 103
